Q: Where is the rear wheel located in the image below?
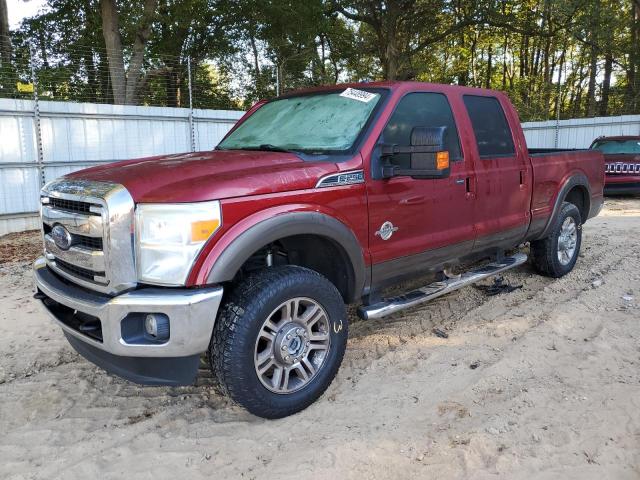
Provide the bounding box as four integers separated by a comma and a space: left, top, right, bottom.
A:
209, 266, 348, 419
531, 201, 582, 278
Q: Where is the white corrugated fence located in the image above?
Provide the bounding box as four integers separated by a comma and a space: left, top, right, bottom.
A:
1, 101, 639, 236
0, 98, 243, 235
522, 114, 640, 149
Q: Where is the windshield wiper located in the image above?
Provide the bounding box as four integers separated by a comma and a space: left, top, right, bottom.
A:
217, 144, 323, 155
239, 144, 298, 153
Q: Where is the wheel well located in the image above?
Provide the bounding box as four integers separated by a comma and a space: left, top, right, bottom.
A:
564, 185, 590, 222
231, 234, 356, 303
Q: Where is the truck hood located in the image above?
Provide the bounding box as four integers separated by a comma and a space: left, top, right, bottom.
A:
603, 153, 640, 162
65, 150, 342, 203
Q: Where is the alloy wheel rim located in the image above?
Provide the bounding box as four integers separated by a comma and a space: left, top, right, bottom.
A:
557, 217, 578, 266
254, 297, 331, 394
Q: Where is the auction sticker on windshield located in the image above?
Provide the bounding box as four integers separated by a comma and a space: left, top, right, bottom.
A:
340, 88, 377, 103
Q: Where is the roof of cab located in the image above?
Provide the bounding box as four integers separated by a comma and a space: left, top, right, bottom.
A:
278, 80, 511, 98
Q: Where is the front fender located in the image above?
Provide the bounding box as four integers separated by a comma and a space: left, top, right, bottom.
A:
187, 205, 367, 302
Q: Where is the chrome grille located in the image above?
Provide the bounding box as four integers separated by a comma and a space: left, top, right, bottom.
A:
55, 258, 105, 281
43, 224, 103, 250
47, 197, 101, 215
41, 179, 136, 295
605, 162, 640, 174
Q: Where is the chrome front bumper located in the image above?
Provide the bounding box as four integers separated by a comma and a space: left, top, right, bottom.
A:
34, 257, 223, 359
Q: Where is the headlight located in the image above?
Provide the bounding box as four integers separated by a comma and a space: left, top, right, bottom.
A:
135, 201, 222, 285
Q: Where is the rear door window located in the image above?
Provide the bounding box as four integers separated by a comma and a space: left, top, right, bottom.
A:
463, 95, 515, 157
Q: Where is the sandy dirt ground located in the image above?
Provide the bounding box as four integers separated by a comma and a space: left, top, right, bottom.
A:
1, 199, 639, 480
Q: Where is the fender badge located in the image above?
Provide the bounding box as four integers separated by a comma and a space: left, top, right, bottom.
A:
375, 221, 398, 241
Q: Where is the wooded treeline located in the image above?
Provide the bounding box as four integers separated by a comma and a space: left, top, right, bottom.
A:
0, 0, 638, 120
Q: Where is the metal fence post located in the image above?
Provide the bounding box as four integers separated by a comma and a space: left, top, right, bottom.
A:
187, 56, 196, 152
554, 99, 561, 149
30, 45, 45, 187
554, 63, 565, 149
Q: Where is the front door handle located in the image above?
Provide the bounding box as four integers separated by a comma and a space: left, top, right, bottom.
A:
454, 178, 465, 185
400, 195, 425, 205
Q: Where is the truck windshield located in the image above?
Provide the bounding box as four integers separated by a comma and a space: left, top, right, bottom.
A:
591, 139, 640, 154
217, 89, 383, 154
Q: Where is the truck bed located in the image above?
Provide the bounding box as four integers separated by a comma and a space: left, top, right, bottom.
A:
528, 149, 605, 235
528, 148, 581, 155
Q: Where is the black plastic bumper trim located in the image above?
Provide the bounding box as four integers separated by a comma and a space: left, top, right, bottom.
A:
65, 332, 200, 386
604, 182, 640, 195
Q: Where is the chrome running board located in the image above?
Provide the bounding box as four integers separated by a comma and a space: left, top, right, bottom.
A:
358, 253, 528, 320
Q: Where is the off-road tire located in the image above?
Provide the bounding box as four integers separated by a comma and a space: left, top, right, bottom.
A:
531, 201, 582, 278
209, 266, 348, 419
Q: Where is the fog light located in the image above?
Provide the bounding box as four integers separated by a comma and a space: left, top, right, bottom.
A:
144, 313, 170, 341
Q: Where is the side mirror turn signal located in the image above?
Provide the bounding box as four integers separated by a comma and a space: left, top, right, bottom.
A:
436, 151, 449, 170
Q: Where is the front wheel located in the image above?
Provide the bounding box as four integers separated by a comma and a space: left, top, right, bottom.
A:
531, 201, 582, 278
209, 266, 348, 419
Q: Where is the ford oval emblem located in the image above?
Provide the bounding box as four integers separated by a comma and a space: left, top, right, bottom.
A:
51, 224, 73, 250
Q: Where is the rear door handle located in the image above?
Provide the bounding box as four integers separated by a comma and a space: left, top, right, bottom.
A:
465, 176, 476, 199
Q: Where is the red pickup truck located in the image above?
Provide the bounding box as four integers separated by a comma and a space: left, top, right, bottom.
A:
34, 82, 604, 418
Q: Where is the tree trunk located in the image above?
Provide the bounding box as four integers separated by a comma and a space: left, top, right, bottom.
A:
485, 44, 492, 89
458, 29, 468, 86
277, 62, 284, 94
0, 0, 10, 67
85, 54, 98, 103
96, 53, 110, 103
249, 33, 260, 81
502, 34, 508, 90
554, 49, 566, 119
519, 36, 526, 78
385, 30, 398, 80
382, 5, 401, 80
469, 34, 477, 86
165, 60, 178, 107
100, 0, 126, 104
573, 59, 586, 118
324, 35, 340, 83
585, 44, 598, 116
600, 53, 613, 116
101, 0, 156, 105
319, 35, 326, 80
124, 0, 157, 104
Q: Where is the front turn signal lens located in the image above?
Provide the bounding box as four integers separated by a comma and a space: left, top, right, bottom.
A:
191, 219, 221, 242
436, 151, 450, 170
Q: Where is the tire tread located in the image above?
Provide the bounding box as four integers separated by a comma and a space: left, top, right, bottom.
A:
209, 266, 347, 418
531, 201, 582, 278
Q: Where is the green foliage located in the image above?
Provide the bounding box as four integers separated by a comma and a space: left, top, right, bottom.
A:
2, 0, 639, 119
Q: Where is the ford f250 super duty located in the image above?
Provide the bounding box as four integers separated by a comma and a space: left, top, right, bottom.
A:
34, 82, 604, 418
